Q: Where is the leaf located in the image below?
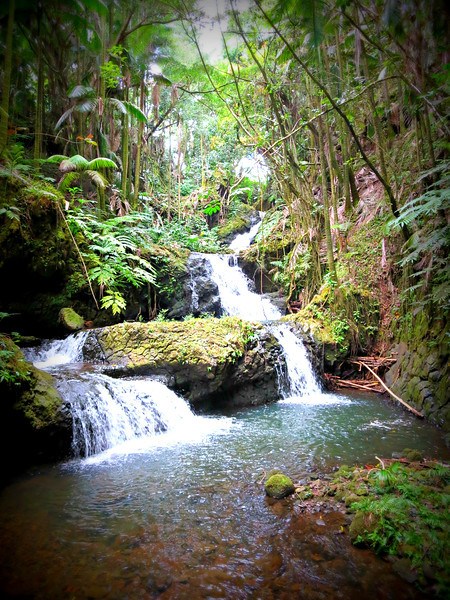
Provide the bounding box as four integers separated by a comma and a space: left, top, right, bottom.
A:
58, 171, 79, 192
108, 97, 127, 114
86, 169, 108, 189
46, 154, 69, 164
88, 157, 117, 170
54, 107, 76, 130
122, 100, 148, 123
68, 84, 96, 99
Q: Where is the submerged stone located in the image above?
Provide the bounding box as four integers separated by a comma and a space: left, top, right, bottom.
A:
265, 473, 295, 499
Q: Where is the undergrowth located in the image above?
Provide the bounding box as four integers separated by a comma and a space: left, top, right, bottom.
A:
340, 460, 450, 597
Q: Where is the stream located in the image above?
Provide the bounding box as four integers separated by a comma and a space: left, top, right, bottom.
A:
0, 220, 448, 599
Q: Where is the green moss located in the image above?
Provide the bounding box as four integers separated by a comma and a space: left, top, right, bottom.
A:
59, 307, 85, 331
265, 473, 295, 499
17, 367, 64, 429
97, 317, 261, 370
0, 334, 32, 387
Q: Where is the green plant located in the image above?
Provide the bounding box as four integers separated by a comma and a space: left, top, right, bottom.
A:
46, 154, 117, 194
66, 208, 157, 316
389, 161, 450, 313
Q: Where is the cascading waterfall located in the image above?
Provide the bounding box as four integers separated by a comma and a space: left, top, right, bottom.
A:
56, 373, 230, 458
24, 213, 323, 459
207, 253, 281, 322
228, 212, 265, 252
269, 324, 322, 399
26, 334, 231, 458
23, 330, 89, 369
197, 215, 322, 398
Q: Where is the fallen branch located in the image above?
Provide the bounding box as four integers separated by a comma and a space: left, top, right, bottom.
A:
356, 362, 424, 418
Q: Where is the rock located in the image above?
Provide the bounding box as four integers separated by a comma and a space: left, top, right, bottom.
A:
265, 473, 295, 499
401, 448, 423, 462
59, 307, 85, 331
91, 318, 286, 408
392, 558, 418, 583
349, 511, 379, 544
165, 253, 221, 319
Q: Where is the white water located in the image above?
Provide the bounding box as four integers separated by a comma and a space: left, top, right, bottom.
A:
23, 330, 89, 369
25, 334, 232, 459
204, 223, 324, 398
207, 254, 281, 321
270, 323, 322, 398
57, 373, 233, 458
228, 213, 264, 252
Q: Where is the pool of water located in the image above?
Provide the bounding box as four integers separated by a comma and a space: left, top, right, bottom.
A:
0, 391, 447, 599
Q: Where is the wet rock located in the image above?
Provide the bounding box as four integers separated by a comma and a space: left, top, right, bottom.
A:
91, 318, 285, 409
265, 473, 295, 499
391, 558, 418, 583
348, 511, 379, 544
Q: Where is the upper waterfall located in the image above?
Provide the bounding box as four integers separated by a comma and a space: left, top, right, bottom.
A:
207, 254, 281, 322
228, 212, 264, 252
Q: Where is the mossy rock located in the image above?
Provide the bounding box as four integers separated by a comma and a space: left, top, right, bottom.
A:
59, 307, 85, 331
349, 511, 380, 545
265, 473, 295, 499
402, 448, 424, 462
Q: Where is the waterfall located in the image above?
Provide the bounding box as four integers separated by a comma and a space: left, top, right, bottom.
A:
25, 334, 232, 459
228, 212, 264, 252
23, 330, 89, 369
270, 324, 322, 398
56, 373, 230, 458
207, 254, 281, 321
203, 222, 323, 399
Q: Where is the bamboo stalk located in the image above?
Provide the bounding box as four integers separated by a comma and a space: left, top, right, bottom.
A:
356, 362, 424, 418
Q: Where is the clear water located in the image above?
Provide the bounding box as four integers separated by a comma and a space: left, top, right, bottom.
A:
0, 392, 447, 599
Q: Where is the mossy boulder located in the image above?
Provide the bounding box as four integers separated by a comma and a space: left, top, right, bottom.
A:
349, 511, 380, 545
265, 473, 295, 499
59, 307, 85, 331
86, 317, 285, 408
0, 335, 72, 478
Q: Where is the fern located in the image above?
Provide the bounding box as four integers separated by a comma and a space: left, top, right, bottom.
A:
389, 160, 450, 312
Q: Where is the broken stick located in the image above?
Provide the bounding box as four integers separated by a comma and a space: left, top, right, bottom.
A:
356, 362, 424, 418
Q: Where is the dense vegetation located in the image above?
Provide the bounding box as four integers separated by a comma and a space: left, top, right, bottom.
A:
0, 1, 449, 594
1, 0, 448, 343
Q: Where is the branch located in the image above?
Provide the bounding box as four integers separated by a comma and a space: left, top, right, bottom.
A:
356, 361, 423, 419
252, 0, 410, 242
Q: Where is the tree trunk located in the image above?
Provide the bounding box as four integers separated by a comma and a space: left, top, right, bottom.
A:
0, 0, 15, 154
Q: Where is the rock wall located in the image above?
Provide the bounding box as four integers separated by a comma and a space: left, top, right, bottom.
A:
385, 330, 449, 436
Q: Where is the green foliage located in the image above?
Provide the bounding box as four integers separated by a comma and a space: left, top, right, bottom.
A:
350, 461, 450, 591
67, 208, 158, 316
153, 214, 222, 253
389, 161, 450, 313
203, 197, 221, 216
0, 143, 32, 182
0, 205, 21, 222
100, 61, 122, 89
0, 334, 32, 387
46, 154, 117, 193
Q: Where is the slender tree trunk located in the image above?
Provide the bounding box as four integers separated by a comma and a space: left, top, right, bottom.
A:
318, 117, 337, 283
34, 17, 44, 161
0, 0, 15, 154
132, 79, 145, 210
